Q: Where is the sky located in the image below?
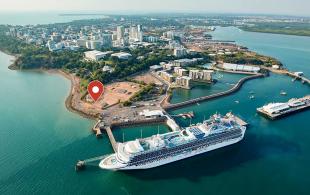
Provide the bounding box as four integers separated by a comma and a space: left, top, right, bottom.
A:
1, 0, 310, 16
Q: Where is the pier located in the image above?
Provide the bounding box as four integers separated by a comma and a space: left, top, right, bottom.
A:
257, 96, 310, 120
262, 66, 310, 86
164, 74, 264, 111
102, 116, 176, 153
105, 126, 118, 152
286, 72, 310, 85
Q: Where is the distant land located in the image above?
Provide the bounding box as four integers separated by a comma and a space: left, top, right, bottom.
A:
59, 13, 109, 16
240, 23, 310, 37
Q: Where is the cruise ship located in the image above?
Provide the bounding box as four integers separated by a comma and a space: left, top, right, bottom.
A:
99, 113, 247, 170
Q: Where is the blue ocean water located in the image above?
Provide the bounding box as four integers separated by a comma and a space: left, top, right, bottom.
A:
0, 16, 309, 194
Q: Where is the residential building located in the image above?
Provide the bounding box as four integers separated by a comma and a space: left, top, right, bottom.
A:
176, 76, 192, 89
159, 71, 175, 83
176, 68, 189, 77
189, 70, 213, 82
173, 48, 187, 57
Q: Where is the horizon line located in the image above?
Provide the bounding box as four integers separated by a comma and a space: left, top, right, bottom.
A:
1, 10, 310, 18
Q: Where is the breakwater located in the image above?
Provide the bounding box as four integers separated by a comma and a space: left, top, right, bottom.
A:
164, 74, 264, 111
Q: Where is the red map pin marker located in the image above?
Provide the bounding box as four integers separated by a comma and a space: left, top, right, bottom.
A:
87, 80, 104, 102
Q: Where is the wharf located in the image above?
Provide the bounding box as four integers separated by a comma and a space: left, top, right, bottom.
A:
262, 66, 310, 86
286, 72, 310, 85
105, 126, 118, 152
257, 96, 310, 120
103, 116, 178, 152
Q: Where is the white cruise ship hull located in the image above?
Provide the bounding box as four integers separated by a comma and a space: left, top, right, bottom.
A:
99, 130, 245, 170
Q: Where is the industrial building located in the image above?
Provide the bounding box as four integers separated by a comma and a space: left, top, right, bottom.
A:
84, 50, 112, 61
222, 63, 261, 73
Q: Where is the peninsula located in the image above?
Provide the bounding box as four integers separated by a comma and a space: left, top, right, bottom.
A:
1, 14, 306, 127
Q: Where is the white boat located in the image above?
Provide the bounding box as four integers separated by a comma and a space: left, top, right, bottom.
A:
280, 91, 287, 96
99, 113, 246, 170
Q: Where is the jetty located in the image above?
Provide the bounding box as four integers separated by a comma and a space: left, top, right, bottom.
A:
286, 72, 310, 85
257, 96, 310, 120
92, 120, 103, 138
262, 66, 310, 86
164, 74, 264, 111
105, 126, 118, 152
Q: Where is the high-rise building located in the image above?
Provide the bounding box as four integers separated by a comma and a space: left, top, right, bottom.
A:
174, 48, 187, 57
129, 25, 143, 42
117, 26, 125, 40
102, 34, 113, 48
164, 31, 175, 40
86, 40, 102, 50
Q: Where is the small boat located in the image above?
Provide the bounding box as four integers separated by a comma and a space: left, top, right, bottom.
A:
235, 100, 240, 104
280, 91, 287, 96
249, 91, 255, 94
249, 95, 255, 99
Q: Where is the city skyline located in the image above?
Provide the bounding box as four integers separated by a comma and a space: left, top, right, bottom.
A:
1, 0, 310, 17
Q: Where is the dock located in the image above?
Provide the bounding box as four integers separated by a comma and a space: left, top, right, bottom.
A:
105, 126, 118, 152
286, 72, 310, 85
104, 116, 178, 153
92, 120, 103, 138
257, 96, 310, 120
261, 66, 310, 86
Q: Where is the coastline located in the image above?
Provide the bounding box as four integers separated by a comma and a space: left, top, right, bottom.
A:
240, 28, 310, 37
1, 50, 99, 120
0, 49, 20, 70
1, 51, 266, 121
47, 69, 99, 120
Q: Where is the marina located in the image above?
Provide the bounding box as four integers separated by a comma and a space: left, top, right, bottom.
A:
164, 73, 264, 110
257, 96, 310, 120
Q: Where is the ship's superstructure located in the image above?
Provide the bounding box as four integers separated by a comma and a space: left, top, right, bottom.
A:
99, 113, 246, 170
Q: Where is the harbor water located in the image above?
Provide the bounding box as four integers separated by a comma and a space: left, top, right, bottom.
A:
0, 22, 310, 195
